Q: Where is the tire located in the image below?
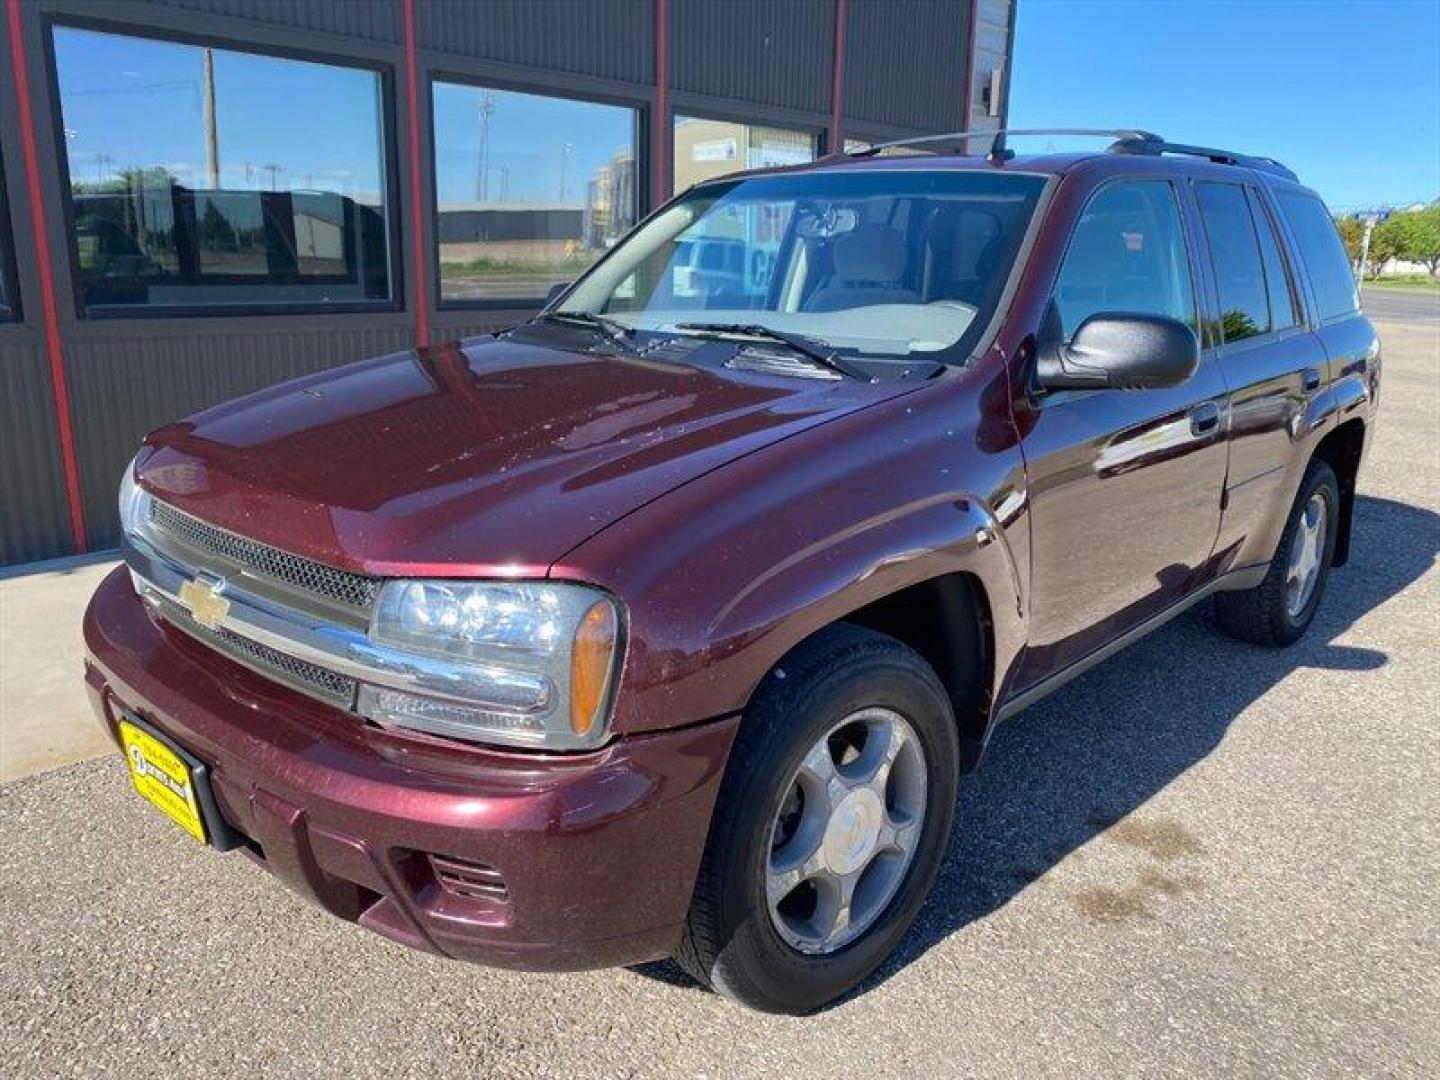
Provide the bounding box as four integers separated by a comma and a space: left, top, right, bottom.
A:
674, 623, 960, 1014
1215, 458, 1340, 647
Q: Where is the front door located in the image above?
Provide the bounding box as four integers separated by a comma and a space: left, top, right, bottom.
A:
1015, 177, 1229, 686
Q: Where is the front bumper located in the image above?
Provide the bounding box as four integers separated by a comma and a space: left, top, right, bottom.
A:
83, 566, 737, 971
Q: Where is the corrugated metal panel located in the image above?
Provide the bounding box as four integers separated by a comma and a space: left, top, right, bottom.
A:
63, 324, 416, 551
0, 338, 74, 564
842, 0, 968, 132
672, 0, 832, 114
416, 0, 653, 85
135, 0, 403, 43
431, 312, 531, 343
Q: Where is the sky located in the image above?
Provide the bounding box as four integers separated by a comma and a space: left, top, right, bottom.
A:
53, 25, 634, 211
1009, 0, 1440, 211
54, 27, 386, 201
431, 82, 632, 207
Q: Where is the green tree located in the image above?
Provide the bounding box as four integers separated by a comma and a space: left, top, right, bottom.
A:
1395, 203, 1440, 277
1368, 216, 1405, 278
1334, 214, 1365, 267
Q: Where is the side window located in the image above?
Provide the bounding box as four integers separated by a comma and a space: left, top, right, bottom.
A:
1247, 189, 1298, 332
1195, 182, 1270, 344
1277, 190, 1360, 321
1053, 180, 1195, 339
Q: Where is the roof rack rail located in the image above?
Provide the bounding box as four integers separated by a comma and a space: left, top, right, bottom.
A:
1108, 135, 1298, 181
846, 128, 1162, 165
846, 127, 1297, 181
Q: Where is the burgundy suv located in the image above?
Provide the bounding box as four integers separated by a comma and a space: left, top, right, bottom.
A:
84, 130, 1379, 1013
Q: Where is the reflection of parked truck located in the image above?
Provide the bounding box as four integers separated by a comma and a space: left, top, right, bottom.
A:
70, 185, 387, 307
86, 129, 1378, 1016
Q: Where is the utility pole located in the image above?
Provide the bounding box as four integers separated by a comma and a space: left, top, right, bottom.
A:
559, 142, 573, 201
1356, 208, 1392, 281
263, 163, 281, 191
202, 48, 220, 189
1357, 216, 1375, 281
476, 90, 497, 201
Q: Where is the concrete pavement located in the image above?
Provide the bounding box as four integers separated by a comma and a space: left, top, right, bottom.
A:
2, 317, 1436, 1076
0, 558, 119, 782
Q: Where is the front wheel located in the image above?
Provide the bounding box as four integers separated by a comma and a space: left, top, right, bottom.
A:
674, 624, 959, 1014
1215, 458, 1340, 646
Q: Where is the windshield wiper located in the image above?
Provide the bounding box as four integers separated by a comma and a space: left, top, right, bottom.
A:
673, 323, 872, 381
539, 309, 636, 349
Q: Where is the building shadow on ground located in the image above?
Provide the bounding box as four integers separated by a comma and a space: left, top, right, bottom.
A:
629, 494, 1439, 1001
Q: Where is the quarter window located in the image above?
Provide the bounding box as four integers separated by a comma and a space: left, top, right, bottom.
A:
1196, 182, 1271, 343
1277, 190, 1360, 321
431, 83, 638, 305
1053, 180, 1196, 339
52, 27, 394, 314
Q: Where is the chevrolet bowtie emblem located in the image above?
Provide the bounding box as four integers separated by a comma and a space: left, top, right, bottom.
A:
179, 574, 230, 631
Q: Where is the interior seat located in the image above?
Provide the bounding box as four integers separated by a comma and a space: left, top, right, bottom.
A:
804, 224, 919, 311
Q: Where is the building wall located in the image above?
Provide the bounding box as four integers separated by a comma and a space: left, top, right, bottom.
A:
0, 0, 1011, 566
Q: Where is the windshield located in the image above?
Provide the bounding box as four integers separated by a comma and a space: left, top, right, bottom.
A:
559, 169, 1046, 364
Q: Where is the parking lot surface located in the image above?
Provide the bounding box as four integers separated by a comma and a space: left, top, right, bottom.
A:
3, 317, 1436, 1078
1361, 285, 1440, 325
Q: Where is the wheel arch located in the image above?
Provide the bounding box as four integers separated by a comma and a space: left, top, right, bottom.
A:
753, 569, 1001, 774
1310, 417, 1366, 567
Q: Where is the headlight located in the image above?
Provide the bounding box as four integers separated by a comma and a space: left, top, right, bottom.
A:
118, 454, 152, 535
357, 580, 622, 751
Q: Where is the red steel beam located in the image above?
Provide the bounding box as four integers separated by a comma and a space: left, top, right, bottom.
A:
402, 0, 431, 347
651, 0, 669, 207
830, 0, 848, 148
6, 0, 87, 553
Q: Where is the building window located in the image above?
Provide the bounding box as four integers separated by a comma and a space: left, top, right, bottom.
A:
432, 82, 637, 305
673, 116, 816, 192
52, 26, 394, 314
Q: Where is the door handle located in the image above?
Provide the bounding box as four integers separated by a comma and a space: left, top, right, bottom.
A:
1302, 368, 1321, 392
1189, 401, 1221, 436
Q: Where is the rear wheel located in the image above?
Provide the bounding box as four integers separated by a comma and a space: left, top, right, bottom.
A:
1215, 458, 1339, 646
675, 624, 959, 1014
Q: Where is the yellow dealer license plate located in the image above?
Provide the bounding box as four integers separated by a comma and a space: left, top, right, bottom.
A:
119, 717, 209, 844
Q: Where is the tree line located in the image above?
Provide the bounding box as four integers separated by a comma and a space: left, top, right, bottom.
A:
1334, 202, 1440, 279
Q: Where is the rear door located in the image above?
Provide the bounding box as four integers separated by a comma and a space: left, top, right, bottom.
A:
1191, 179, 1331, 566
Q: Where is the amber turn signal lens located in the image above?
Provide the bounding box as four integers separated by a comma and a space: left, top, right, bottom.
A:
570, 600, 617, 737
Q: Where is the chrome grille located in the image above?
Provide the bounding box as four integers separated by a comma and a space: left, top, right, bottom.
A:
149, 500, 379, 611
159, 597, 356, 705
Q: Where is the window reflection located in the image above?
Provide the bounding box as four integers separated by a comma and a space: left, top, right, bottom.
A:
432, 83, 637, 303
672, 116, 816, 192
53, 27, 392, 312
1196, 182, 1272, 343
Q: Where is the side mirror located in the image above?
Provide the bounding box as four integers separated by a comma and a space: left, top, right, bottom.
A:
544, 281, 571, 307
1036, 313, 1199, 392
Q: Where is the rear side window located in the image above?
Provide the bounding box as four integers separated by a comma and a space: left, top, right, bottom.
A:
1053, 180, 1195, 339
1196, 182, 1270, 343
1277, 191, 1360, 321
1247, 189, 1299, 332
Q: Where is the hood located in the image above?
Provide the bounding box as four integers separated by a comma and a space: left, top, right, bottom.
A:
136, 331, 918, 576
